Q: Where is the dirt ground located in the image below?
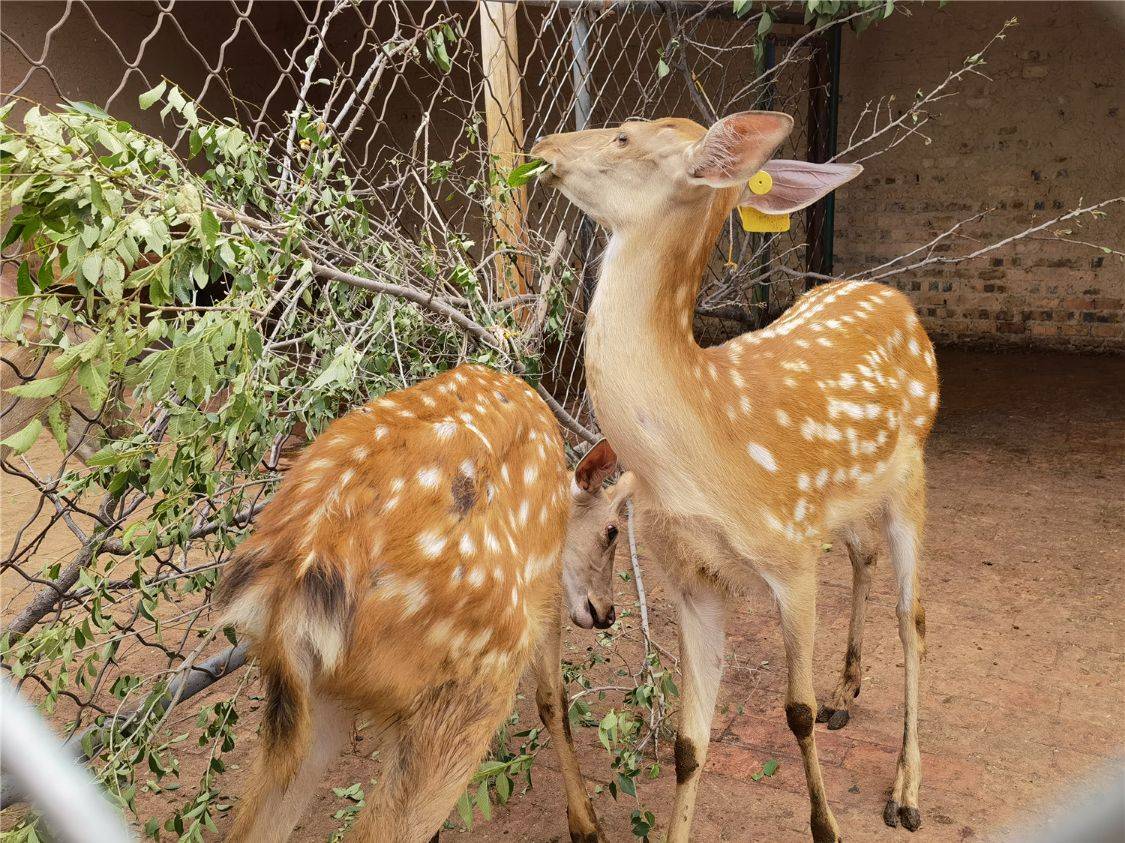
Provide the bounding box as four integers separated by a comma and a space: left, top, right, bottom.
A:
3, 347, 1123, 842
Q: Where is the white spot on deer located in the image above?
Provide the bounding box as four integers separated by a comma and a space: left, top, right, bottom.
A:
794, 498, 808, 522
518, 500, 530, 526
838, 372, 856, 389
776, 409, 791, 427
434, 420, 456, 440
914, 415, 928, 427
797, 473, 811, 492
374, 426, 388, 440
817, 337, 833, 347
427, 618, 452, 647
468, 567, 485, 588
740, 396, 752, 415
746, 442, 778, 472
400, 580, 428, 616
352, 446, 369, 461
485, 531, 501, 553
418, 530, 446, 558
795, 338, 810, 349
451, 565, 464, 584
382, 495, 400, 513
928, 392, 938, 409
816, 467, 830, 489
731, 369, 745, 388
339, 468, 355, 487
511, 586, 520, 607
417, 467, 441, 488
834, 467, 847, 483
523, 465, 538, 485
909, 379, 926, 398
390, 478, 405, 494
784, 377, 799, 388
467, 628, 492, 652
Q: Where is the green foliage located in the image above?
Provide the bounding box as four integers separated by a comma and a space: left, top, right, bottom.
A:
0, 83, 499, 839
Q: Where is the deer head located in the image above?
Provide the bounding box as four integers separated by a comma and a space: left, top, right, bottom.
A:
563, 439, 634, 629
532, 111, 860, 233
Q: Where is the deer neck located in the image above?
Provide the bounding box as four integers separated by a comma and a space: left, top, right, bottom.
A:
584, 198, 733, 508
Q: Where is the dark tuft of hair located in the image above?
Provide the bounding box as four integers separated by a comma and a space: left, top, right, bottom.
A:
213, 548, 264, 609
263, 670, 299, 747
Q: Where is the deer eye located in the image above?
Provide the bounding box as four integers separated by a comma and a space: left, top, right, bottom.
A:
606, 525, 619, 543
614, 132, 628, 147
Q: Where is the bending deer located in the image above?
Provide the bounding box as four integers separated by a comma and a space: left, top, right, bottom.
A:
534, 111, 937, 840
215, 364, 616, 843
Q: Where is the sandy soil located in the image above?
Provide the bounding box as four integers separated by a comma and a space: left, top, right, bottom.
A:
3, 347, 1123, 842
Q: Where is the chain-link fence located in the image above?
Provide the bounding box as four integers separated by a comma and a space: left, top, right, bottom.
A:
1, 1, 844, 835
3, 0, 839, 437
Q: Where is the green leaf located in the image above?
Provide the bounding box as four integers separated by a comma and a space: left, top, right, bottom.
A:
5, 371, 69, 399
762, 758, 780, 776
200, 208, 220, 248
81, 252, 103, 284
758, 11, 774, 37
507, 159, 549, 187
474, 780, 491, 821
16, 260, 33, 296
0, 418, 42, 455
456, 791, 473, 830
616, 772, 637, 797
64, 100, 111, 119
656, 58, 670, 79
46, 400, 68, 450
733, 0, 752, 16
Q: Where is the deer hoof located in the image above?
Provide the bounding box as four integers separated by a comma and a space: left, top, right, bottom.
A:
884, 799, 901, 828
816, 703, 833, 723
900, 806, 922, 832
827, 708, 850, 730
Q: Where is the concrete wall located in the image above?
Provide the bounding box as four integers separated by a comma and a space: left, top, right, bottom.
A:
834, 1, 1124, 351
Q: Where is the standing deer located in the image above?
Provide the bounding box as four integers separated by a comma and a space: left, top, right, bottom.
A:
215, 364, 619, 843
534, 111, 938, 841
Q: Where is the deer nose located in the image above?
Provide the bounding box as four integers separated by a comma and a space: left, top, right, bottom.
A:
587, 599, 616, 630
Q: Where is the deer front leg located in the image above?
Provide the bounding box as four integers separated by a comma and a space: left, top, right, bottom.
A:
667, 582, 726, 843
818, 526, 876, 731
533, 609, 607, 843
773, 567, 842, 843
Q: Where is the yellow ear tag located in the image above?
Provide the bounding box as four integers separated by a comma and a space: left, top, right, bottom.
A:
738, 170, 790, 232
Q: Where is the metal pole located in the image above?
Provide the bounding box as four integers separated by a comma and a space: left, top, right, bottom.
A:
569, 3, 599, 310
823, 22, 842, 276
1, 680, 135, 843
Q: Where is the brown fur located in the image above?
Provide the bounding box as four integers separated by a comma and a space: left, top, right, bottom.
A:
216, 364, 606, 843
535, 111, 935, 840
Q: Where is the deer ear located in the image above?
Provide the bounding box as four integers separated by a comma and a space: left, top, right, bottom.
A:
741, 160, 863, 214
684, 111, 794, 188
574, 439, 618, 494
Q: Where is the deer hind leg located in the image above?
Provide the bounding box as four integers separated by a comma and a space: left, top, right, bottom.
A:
773, 564, 842, 843
667, 581, 726, 843
880, 447, 927, 832
350, 684, 509, 843
818, 524, 877, 731
225, 691, 351, 843
533, 611, 607, 843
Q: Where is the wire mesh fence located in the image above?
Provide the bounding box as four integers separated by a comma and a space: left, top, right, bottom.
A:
0, 1, 845, 836
3, 0, 838, 432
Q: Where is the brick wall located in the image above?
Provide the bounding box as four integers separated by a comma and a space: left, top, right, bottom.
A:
834, 1, 1124, 351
